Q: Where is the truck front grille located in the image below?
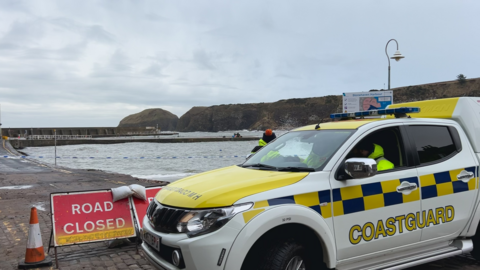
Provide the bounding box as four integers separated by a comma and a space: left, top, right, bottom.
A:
146, 200, 188, 233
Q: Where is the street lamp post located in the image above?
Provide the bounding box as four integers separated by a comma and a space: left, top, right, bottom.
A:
385, 39, 405, 90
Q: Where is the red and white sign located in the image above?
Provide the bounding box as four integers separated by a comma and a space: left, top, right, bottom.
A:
131, 187, 162, 229
51, 190, 136, 246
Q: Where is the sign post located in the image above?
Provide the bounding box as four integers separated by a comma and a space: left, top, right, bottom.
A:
131, 187, 163, 229
54, 129, 56, 166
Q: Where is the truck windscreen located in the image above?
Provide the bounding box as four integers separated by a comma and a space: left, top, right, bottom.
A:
242, 130, 355, 171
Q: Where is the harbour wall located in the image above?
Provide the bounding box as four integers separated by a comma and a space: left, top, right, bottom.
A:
1, 127, 172, 137
9, 137, 259, 149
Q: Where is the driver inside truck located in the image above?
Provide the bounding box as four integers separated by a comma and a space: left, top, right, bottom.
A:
355, 141, 394, 171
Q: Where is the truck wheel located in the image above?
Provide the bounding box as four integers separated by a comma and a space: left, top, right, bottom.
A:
260, 238, 324, 270
472, 232, 480, 260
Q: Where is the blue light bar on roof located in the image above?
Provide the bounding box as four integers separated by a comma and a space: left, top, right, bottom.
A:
330, 107, 420, 119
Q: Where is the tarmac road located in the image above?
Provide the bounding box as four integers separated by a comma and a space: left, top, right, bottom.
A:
1, 140, 480, 269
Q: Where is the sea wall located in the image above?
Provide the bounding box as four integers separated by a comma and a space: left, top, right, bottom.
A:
1, 127, 154, 138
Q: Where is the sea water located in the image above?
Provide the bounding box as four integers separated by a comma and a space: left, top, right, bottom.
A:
22, 131, 285, 182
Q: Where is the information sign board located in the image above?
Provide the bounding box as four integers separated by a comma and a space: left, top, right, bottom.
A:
51, 190, 136, 246
342, 91, 393, 113
131, 186, 163, 229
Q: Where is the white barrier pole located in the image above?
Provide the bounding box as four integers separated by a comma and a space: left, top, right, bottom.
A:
54, 129, 57, 166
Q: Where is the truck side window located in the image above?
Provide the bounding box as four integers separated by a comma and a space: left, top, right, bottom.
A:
409, 125, 457, 164
336, 126, 406, 180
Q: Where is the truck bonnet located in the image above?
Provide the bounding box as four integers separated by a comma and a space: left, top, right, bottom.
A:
155, 166, 309, 208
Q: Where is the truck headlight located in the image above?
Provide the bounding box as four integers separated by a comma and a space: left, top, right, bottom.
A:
176, 202, 253, 237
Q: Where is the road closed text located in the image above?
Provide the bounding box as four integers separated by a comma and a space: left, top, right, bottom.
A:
63, 202, 126, 234
349, 206, 455, 245
51, 190, 136, 246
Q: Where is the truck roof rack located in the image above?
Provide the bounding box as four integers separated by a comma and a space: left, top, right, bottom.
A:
330, 107, 420, 120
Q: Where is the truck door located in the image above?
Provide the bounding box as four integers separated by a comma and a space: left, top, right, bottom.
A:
329, 125, 421, 260
406, 124, 479, 242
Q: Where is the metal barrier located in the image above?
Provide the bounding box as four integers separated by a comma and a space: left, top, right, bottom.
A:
27, 135, 92, 140
1, 155, 248, 159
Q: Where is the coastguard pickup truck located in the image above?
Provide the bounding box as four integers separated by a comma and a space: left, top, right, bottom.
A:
141, 97, 480, 270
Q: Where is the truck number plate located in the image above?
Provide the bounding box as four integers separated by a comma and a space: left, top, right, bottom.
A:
143, 231, 160, 252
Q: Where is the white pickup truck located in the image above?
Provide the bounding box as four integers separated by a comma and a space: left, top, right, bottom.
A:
141, 97, 480, 270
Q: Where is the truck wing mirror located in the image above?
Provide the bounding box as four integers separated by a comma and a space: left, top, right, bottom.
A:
345, 158, 377, 179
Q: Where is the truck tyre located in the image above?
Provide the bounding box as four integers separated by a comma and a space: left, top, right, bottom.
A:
259, 237, 325, 270
472, 231, 480, 260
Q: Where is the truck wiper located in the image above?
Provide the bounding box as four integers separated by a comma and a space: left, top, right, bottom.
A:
276, 167, 315, 172
241, 163, 278, 170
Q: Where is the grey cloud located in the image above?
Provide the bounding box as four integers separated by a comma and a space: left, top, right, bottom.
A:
0, 0, 30, 13
90, 50, 133, 78
193, 50, 216, 70
19, 42, 86, 61
1, 20, 44, 44
145, 13, 170, 22
49, 18, 116, 44
143, 63, 167, 77
85, 25, 116, 44
0, 42, 20, 50
109, 50, 131, 72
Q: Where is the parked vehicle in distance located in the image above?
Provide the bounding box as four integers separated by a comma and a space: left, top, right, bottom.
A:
141, 97, 480, 270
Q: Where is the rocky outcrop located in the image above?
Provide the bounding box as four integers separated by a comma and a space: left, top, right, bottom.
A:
118, 108, 178, 131
176, 77, 480, 131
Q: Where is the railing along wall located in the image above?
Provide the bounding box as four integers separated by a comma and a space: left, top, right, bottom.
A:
26, 135, 93, 140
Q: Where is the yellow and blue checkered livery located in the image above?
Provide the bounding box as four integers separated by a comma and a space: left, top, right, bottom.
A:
420, 167, 477, 199
244, 167, 477, 223
332, 177, 420, 217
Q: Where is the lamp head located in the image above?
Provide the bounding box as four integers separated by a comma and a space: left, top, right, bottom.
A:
390, 50, 405, 62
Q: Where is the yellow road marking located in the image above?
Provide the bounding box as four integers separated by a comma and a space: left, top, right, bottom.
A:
2, 140, 17, 156
106, 180, 125, 185
18, 223, 28, 236
3, 221, 21, 242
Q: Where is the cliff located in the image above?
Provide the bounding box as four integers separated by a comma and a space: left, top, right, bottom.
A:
118, 108, 178, 131
380, 77, 480, 103
176, 96, 340, 131
176, 77, 480, 131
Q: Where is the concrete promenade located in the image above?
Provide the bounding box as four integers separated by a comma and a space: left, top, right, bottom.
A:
1, 140, 480, 269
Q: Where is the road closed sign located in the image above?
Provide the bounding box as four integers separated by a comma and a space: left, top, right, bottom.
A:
131, 186, 163, 229
51, 190, 136, 246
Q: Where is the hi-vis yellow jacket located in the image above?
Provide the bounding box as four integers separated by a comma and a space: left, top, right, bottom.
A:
368, 143, 394, 171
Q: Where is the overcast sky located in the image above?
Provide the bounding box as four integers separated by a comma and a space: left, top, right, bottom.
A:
0, 0, 479, 127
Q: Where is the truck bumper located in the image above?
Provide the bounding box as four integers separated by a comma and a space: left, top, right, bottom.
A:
140, 216, 242, 270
